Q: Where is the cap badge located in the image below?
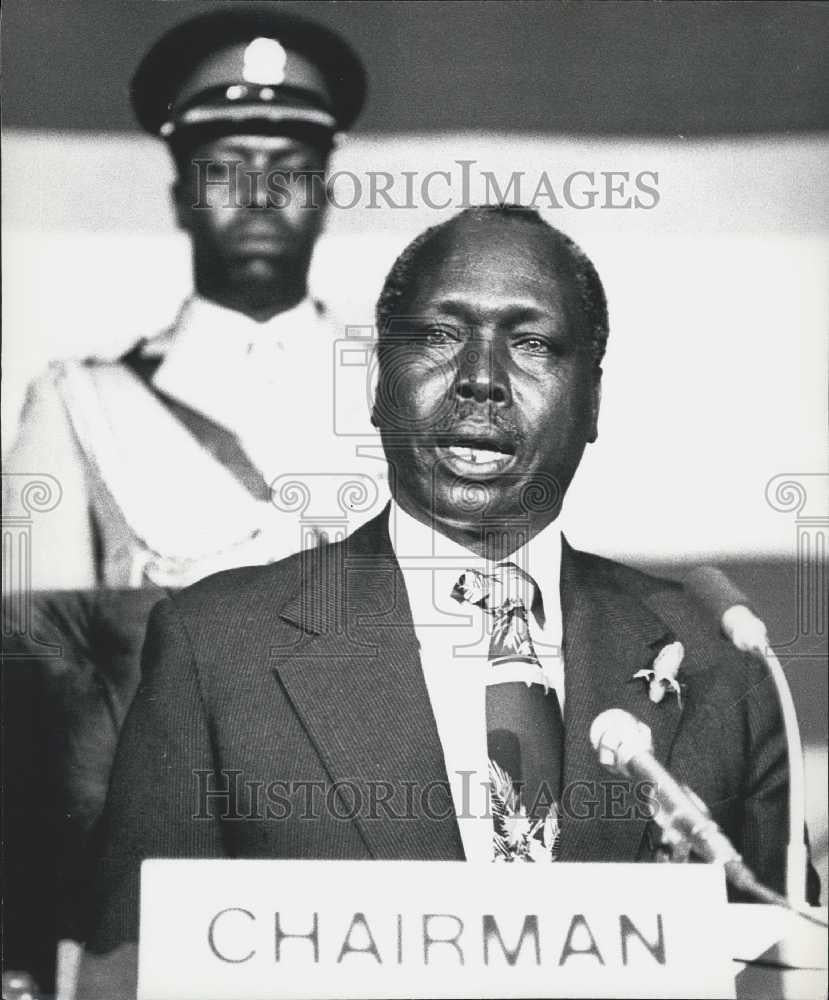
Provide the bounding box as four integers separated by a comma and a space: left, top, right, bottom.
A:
243, 37, 287, 86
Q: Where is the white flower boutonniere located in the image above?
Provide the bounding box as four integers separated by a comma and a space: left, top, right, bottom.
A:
633, 640, 685, 707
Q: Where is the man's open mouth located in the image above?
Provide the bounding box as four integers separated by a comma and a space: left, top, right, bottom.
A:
446, 444, 512, 464
435, 433, 516, 475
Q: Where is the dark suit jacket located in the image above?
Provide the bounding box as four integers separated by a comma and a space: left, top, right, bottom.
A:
87, 508, 812, 952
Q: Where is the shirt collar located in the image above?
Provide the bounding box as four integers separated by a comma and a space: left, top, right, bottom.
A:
504, 512, 563, 633
147, 294, 319, 355
146, 294, 321, 426
389, 499, 563, 634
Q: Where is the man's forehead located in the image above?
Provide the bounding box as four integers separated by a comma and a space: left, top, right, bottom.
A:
408, 221, 577, 308
432, 215, 563, 261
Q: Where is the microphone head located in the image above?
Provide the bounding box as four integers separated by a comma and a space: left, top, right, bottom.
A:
685, 566, 767, 653
685, 566, 749, 618
590, 709, 653, 776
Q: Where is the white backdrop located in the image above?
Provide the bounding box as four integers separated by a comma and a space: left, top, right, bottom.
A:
3, 129, 828, 560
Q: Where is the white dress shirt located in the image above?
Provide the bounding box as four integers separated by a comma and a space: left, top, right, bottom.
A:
388, 500, 566, 862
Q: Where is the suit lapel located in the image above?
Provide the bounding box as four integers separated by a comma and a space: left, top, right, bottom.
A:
270, 518, 686, 865
558, 542, 683, 862
274, 511, 464, 861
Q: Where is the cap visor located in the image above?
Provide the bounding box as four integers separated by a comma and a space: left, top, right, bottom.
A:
166, 103, 337, 135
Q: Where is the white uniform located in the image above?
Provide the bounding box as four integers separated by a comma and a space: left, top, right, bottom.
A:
4, 296, 388, 591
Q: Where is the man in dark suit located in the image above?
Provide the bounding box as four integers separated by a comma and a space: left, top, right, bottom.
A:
85, 204, 816, 970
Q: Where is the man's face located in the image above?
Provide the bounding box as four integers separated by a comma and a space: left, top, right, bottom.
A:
174, 134, 327, 288
374, 218, 601, 541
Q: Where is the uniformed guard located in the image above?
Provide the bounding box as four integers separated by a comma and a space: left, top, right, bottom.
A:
6, 7, 377, 592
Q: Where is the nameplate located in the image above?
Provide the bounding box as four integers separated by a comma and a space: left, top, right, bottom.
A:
137, 860, 734, 999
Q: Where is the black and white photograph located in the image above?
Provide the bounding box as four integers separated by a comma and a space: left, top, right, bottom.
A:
2, 2, 827, 998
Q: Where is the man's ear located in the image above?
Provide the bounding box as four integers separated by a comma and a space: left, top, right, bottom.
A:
369, 345, 382, 428
587, 371, 602, 443
171, 178, 191, 231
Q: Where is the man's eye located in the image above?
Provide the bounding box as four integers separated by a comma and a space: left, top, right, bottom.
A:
514, 335, 555, 355
271, 167, 314, 182
422, 326, 460, 346
289, 164, 320, 177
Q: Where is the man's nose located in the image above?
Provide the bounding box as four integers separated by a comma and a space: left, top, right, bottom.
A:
245, 167, 270, 209
455, 340, 510, 406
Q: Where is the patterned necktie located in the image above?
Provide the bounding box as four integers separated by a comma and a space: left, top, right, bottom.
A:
452, 563, 563, 861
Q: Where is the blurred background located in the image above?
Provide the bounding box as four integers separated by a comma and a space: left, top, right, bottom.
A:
3, 0, 827, 894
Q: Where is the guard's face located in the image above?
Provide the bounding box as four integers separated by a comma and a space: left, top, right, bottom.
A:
174, 134, 327, 281
375, 218, 601, 537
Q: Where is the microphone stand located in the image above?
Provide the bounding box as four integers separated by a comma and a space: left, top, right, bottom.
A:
688, 568, 810, 907
753, 639, 808, 907
591, 708, 826, 928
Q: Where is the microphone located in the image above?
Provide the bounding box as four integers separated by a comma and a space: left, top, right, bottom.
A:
590, 708, 742, 867
684, 566, 767, 653
589, 709, 826, 926
684, 566, 808, 906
